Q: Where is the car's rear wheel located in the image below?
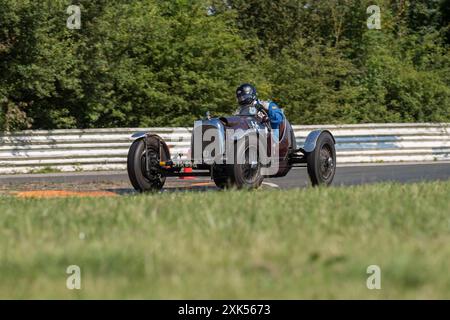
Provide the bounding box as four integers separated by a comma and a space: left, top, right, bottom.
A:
127, 138, 166, 192
306, 132, 336, 186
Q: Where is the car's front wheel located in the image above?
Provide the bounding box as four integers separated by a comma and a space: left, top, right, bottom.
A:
229, 141, 264, 189
127, 138, 166, 192
212, 165, 234, 189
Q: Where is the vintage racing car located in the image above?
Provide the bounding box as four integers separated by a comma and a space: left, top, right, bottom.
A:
127, 108, 336, 191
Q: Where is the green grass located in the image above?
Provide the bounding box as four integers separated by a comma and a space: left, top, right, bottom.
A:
0, 181, 449, 299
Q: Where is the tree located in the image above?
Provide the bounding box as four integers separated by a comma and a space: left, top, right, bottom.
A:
0, 0, 449, 130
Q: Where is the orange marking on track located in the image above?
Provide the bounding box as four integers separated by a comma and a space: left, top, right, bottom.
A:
15, 190, 118, 199
189, 182, 214, 187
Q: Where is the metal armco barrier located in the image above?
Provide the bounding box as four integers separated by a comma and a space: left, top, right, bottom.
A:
0, 123, 449, 174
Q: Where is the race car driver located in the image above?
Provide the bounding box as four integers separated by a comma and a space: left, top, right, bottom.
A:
235, 83, 284, 141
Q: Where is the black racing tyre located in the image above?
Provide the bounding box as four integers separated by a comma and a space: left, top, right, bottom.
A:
127, 138, 166, 192
213, 177, 228, 189
212, 165, 234, 189
229, 138, 264, 189
306, 132, 336, 187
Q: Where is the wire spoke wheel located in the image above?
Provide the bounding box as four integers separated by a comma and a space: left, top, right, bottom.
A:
241, 146, 260, 183
127, 138, 166, 192
306, 131, 336, 187
229, 137, 264, 189
319, 144, 334, 180
140, 147, 162, 182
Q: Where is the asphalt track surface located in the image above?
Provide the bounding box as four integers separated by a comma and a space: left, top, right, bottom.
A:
1, 162, 449, 192
269, 162, 450, 189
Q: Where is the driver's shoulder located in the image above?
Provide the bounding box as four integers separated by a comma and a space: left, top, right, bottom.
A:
259, 100, 280, 109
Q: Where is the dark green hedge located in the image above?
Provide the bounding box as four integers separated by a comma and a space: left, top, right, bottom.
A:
1, 0, 449, 130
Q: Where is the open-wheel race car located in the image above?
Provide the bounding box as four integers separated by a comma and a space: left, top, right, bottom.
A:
127, 108, 336, 192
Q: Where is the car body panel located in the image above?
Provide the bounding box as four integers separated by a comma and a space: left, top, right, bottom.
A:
303, 130, 336, 153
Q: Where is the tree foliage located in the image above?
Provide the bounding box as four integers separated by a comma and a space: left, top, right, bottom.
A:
0, 0, 449, 130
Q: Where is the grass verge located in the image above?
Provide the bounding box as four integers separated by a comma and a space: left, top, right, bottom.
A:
0, 181, 449, 299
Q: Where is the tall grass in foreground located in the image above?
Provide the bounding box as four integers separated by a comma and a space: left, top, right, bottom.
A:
0, 181, 449, 299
